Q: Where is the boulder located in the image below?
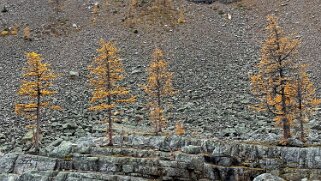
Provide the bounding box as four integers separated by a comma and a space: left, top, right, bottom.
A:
287, 138, 304, 147
49, 141, 74, 158
69, 71, 79, 79
169, 136, 185, 150
131, 67, 143, 74
176, 153, 204, 170
22, 130, 34, 142
131, 136, 145, 146
149, 136, 170, 151
0, 133, 5, 140
1, 6, 8, 13
253, 173, 285, 181
62, 122, 78, 130
181, 145, 202, 154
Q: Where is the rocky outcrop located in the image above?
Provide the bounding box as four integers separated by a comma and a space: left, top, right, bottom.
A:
1, 135, 321, 180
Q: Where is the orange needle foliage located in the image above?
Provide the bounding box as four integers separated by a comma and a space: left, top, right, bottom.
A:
88, 39, 135, 146
144, 48, 175, 135
251, 16, 320, 143
250, 16, 300, 142
15, 52, 61, 152
23, 25, 31, 41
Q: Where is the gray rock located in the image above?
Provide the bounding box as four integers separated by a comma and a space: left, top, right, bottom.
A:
287, 138, 304, 147
264, 133, 279, 141
48, 138, 63, 148
204, 155, 239, 166
0, 173, 19, 181
0, 146, 8, 152
131, 67, 143, 74
44, 138, 64, 154
259, 158, 283, 170
122, 165, 134, 173
134, 115, 144, 123
236, 126, 249, 134
14, 155, 57, 175
69, 71, 79, 78
18, 171, 56, 181
178, 102, 194, 112
169, 136, 185, 150
149, 136, 166, 150
0, 153, 18, 173
72, 156, 99, 171
0, 133, 5, 140
221, 128, 236, 137
49, 141, 74, 158
73, 137, 94, 154
212, 143, 233, 156
181, 145, 202, 154
131, 136, 145, 146
22, 130, 34, 142
253, 173, 285, 181
62, 122, 78, 130
92, 125, 105, 133
176, 153, 204, 170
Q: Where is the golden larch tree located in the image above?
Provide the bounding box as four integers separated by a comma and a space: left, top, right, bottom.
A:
144, 48, 175, 135
15, 52, 60, 152
289, 65, 320, 142
250, 16, 300, 142
88, 39, 135, 146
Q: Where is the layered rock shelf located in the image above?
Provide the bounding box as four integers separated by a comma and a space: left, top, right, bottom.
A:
1, 135, 321, 180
